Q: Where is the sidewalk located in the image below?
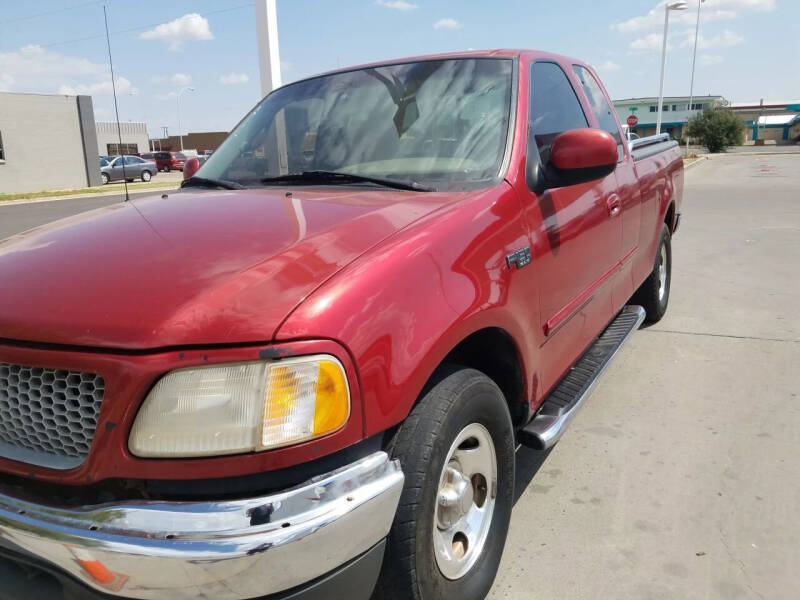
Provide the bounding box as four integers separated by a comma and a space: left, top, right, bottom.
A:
0, 174, 183, 206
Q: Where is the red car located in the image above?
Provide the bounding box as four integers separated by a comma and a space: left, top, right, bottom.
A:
0, 50, 682, 600
141, 150, 186, 172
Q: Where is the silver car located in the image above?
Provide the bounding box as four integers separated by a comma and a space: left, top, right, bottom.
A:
100, 155, 158, 184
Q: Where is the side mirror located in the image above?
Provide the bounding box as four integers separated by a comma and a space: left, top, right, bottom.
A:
532, 128, 618, 193
183, 157, 201, 180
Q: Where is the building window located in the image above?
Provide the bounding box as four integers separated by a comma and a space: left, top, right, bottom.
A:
107, 143, 138, 155
663, 105, 670, 111
0, 130, 5, 162
691, 103, 705, 111
649, 105, 657, 112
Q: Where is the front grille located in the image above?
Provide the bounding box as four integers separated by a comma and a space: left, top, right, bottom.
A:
0, 363, 104, 469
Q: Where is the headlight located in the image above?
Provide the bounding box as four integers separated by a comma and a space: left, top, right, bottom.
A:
129, 355, 350, 458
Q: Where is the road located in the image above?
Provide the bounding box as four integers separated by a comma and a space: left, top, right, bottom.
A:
1, 154, 798, 599
0, 190, 154, 240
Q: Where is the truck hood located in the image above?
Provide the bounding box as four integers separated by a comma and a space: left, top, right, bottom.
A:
0, 188, 452, 349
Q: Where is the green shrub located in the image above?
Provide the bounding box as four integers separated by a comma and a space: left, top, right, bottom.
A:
685, 107, 745, 153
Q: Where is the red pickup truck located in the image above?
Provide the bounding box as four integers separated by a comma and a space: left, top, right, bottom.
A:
0, 50, 681, 600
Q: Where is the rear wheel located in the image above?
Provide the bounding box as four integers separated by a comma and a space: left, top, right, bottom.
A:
631, 223, 671, 323
375, 367, 514, 600
100, 172, 109, 185
164, 165, 171, 173
141, 170, 152, 182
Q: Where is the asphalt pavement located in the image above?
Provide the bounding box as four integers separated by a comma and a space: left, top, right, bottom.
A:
0, 190, 151, 240
0, 154, 798, 599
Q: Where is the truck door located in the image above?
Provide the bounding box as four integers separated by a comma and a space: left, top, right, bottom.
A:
571, 65, 640, 308
520, 61, 623, 395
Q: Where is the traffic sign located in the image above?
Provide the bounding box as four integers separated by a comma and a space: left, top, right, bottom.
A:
627, 115, 639, 127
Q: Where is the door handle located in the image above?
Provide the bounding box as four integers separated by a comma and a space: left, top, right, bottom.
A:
606, 194, 621, 218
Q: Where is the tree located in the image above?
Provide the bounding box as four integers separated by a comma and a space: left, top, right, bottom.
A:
685, 107, 745, 153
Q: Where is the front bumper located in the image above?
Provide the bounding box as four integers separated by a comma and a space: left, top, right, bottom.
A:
0, 451, 403, 599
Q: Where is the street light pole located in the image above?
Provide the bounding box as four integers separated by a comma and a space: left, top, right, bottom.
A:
656, 1, 688, 135
176, 86, 195, 151
685, 0, 705, 155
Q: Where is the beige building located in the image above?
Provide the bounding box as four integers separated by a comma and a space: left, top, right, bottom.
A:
0, 92, 100, 194
95, 121, 150, 156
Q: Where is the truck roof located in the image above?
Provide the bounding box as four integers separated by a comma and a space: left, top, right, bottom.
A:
289, 49, 590, 86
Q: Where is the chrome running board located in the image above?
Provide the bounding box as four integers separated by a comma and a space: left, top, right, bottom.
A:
519, 305, 646, 450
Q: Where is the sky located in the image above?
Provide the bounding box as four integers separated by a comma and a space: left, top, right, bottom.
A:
1, 0, 797, 138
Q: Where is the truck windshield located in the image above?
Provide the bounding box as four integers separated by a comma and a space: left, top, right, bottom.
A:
201, 58, 513, 191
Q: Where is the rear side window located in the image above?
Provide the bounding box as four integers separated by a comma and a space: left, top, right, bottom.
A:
175, 153, 186, 160
528, 62, 588, 164
572, 65, 624, 160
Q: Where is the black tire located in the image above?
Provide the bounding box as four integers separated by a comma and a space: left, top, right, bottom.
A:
164, 165, 171, 173
100, 172, 109, 185
141, 170, 152, 182
375, 367, 514, 600
631, 223, 671, 323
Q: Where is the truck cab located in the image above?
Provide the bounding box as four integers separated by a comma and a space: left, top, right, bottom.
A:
0, 50, 681, 600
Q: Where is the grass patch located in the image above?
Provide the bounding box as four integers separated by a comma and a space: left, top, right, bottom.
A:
0, 181, 180, 203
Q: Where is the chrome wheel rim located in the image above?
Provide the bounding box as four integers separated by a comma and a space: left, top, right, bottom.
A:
143, 171, 151, 181
433, 423, 497, 580
657, 243, 668, 302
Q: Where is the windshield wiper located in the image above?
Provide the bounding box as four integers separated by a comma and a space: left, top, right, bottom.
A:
260, 170, 435, 192
182, 176, 245, 190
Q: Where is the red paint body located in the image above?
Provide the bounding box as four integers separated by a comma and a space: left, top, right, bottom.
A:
0, 50, 682, 485
550, 129, 617, 171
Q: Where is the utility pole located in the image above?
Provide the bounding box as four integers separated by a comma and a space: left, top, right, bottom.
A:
255, 0, 282, 97
685, 0, 705, 155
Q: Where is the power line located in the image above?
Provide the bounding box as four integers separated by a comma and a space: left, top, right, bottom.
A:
0, 1, 106, 25
37, 4, 254, 50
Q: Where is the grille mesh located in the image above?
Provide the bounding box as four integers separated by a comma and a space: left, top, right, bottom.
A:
0, 362, 104, 463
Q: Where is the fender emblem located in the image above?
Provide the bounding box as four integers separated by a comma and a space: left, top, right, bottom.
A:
506, 247, 532, 270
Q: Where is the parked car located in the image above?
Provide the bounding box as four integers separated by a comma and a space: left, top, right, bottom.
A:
141, 151, 187, 172
100, 155, 157, 184
0, 50, 682, 600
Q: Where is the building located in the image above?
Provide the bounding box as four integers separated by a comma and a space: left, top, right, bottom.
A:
0, 92, 101, 194
150, 131, 229, 154
728, 101, 800, 142
613, 95, 726, 140
95, 121, 150, 156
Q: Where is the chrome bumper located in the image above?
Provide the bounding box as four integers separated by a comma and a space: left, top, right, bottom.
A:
0, 451, 404, 599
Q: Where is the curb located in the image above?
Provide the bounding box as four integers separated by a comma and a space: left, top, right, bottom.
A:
708, 151, 800, 157
684, 156, 709, 170
0, 185, 180, 207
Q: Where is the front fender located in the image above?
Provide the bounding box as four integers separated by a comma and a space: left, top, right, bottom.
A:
276, 182, 541, 437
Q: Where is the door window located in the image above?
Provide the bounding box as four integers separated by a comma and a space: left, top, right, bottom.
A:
528, 62, 588, 165
572, 65, 624, 160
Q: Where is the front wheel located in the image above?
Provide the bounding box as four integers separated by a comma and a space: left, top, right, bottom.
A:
631, 223, 672, 323
141, 170, 152, 182
100, 172, 109, 185
375, 367, 514, 600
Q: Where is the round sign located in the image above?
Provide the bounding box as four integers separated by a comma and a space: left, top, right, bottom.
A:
627, 115, 639, 127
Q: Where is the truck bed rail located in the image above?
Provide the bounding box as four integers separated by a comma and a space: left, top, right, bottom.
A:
629, 133, 678, 162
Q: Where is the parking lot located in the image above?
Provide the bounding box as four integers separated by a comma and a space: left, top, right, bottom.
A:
0, 153, 798, 599
491, 153, 800, 600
